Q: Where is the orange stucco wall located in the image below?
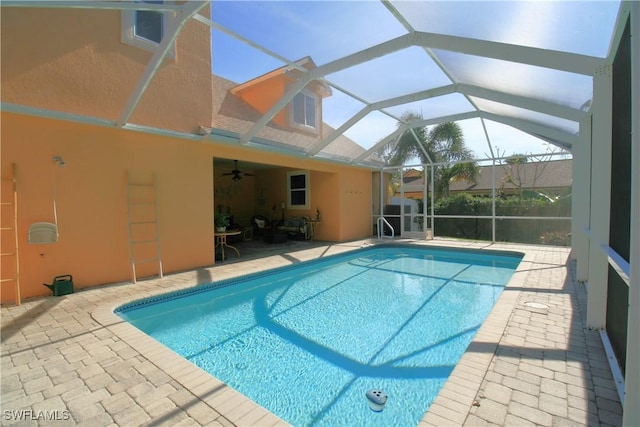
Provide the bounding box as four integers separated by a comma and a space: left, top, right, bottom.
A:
231, 68, 326, 134
1, 113, 373, 303
0, 5, 373, 304
1, 6, 213, 133
1, 114, 215, 302
233, 77, 288, 128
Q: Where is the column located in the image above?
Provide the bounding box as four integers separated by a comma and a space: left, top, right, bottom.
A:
586, 65, 613, 329
571, 116, 592, 282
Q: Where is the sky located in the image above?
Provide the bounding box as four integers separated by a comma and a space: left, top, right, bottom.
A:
207, 1, 621, 162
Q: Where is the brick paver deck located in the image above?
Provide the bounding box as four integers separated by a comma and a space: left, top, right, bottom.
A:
1, 239, 623, 426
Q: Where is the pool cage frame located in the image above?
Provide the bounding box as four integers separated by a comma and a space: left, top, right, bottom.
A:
1, 1, 638, 424
373, 150, 572, 244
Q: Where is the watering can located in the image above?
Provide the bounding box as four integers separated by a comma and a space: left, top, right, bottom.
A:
43, 275, 74, 296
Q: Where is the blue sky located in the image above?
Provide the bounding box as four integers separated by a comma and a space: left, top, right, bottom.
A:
208, 1, 621, 161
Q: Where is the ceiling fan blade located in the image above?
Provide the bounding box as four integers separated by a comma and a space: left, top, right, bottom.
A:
221, 160, 254, 179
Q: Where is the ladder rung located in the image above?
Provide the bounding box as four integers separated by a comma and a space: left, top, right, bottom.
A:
0, 278, 16, 283
133, 258, 160, 264
1, 252, 16, 256
1, 202, 14, 206
1, 227, 15, 230
132, 239, 157, 244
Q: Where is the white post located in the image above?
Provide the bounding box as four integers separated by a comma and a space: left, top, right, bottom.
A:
586, 65, 613, 329
491, 160, 496, 242
430, 166, 435, 237
623, 2, 640, 424
423, 164, 430, 239
572, 116, 592, 282
379, 170, 384, 236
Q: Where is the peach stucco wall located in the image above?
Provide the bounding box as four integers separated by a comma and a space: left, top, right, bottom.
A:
231, 68, 326, 134
1, 6, 213, 133
1, 113, 373, 303
1, 114, 215, 303
233, 77, 288, 128
0, 4, 373, 304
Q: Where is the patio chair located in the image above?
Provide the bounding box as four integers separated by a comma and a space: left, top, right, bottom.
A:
251, 215, 271, 237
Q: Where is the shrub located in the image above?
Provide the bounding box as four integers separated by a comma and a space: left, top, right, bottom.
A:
426, 193, 571, 244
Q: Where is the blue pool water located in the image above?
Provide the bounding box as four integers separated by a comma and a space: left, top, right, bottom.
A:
117, 245, 522, 426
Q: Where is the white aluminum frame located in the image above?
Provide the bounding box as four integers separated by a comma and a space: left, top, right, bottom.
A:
3, 4, 638, 421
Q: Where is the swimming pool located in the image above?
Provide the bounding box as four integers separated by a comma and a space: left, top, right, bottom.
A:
117, 245, 522, 426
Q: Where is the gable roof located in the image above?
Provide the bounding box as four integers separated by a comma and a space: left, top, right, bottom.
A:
398, 159, 572, 197
212, 75, 369, 162
450, 159, 573, 192
230, 56, 331, 98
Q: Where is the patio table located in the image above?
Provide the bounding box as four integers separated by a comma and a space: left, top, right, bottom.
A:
214, 230, 241, 261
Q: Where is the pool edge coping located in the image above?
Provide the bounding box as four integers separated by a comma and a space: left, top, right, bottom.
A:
91, 239, 540, 427
418, 242, 534, 426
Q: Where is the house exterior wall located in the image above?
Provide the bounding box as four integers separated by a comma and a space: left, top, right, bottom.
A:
1, 5, 213, 133
1, 113, 373, 303
0, 4, 373, 304
232, 77, 289, 128
230, 68, 326, 135
1, 113, 215, 302
339, 171, 373, 240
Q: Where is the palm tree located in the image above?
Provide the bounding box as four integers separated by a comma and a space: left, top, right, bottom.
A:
381, 112, 477, 198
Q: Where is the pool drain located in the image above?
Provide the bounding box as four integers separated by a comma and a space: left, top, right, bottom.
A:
366, 389, 387, 412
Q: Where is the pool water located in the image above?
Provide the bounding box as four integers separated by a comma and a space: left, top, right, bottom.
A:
118, 245, 522, 426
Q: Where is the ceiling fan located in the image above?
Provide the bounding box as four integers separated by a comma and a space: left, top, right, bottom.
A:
222, 160, 254, 181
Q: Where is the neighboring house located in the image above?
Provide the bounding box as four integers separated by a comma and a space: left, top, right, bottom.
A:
0, 5, 373, 302
395, 159, 572, 200
450, 159, 573, 197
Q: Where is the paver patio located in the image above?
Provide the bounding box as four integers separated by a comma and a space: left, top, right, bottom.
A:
1, 239, 623, 426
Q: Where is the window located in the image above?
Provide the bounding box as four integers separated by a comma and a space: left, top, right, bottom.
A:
121, 1, 175, 58
290, 90, 319, 133
287, 170, 310, 210
135, 2, 163, 43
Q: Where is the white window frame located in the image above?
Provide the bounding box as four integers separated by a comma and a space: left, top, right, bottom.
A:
290, 90, 320, 134
121, 1, 175, 59
287, 170, 310, 210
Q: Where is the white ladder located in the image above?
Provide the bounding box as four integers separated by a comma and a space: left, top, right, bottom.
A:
1, 163, 21, 305
126, 172, 163, 283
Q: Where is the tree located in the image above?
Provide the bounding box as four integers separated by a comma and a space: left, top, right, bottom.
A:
379, 112, 477, 198
496, 146, 564, 198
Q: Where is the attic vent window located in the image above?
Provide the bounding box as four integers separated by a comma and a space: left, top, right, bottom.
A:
291, 91, 319, 133
135, 1, 164, 44
122, 0, 175, 59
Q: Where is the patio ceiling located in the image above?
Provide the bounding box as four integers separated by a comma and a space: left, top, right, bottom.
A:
2, 1, 627, 168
